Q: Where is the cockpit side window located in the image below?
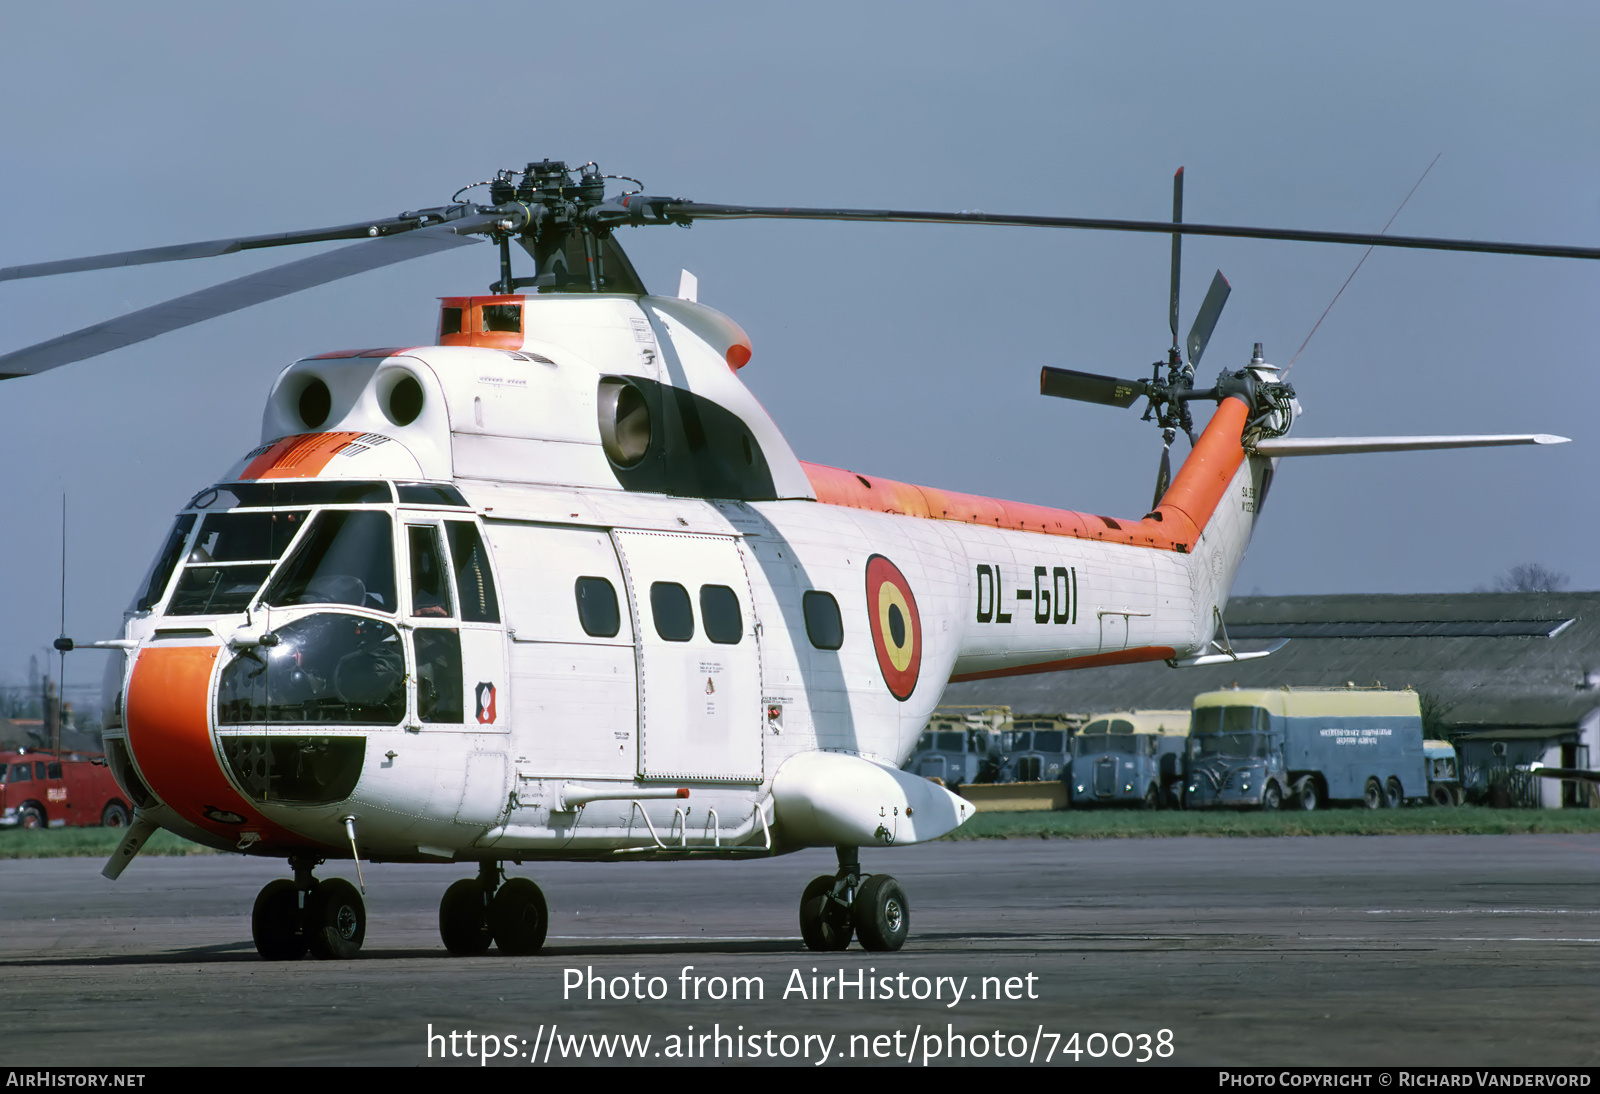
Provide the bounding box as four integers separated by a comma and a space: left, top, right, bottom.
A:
446, 521, 500, 623
263, 510, 397, 612
135, 514, 196, 611
408, 525, 454, 618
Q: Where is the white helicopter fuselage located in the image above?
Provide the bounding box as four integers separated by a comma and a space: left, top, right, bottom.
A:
105, 291, 1264, 867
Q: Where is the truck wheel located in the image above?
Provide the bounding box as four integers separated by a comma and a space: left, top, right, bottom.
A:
1261, 783, 1282, 812
1430, 785, 1453, 807
1451, 786, 1466, 807
17, 804, 44, 830
1142, 786, 1160, 810
101, 802, 131, 828
1363, 779, 1383, 810
1384, 778, 1403, 808
1294, 778, 1319, 812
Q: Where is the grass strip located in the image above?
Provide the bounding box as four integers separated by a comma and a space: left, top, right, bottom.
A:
0, 828, 217, 859
945, 805, 1600, 840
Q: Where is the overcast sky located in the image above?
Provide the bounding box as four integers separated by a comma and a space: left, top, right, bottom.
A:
2, 1, 1597, 692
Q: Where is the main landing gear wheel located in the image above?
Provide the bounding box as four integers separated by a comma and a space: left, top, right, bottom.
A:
799, 875, 853, 951
306, 877, 366, 960
252, 878, 308, 961
852, 874, 909, 952
439, 878, 493, 956
489, 877, 549, 956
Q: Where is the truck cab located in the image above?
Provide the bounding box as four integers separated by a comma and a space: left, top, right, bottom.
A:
904, 713, 1004, 791
1067, 710, 1189, 808
998, 716, 1075, 784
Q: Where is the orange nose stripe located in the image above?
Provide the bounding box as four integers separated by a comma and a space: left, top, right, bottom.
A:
124, 645, 305, 849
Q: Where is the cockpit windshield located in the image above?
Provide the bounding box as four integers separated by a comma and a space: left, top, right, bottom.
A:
166, 511, 308, 616
1189, 705, 1272, 759
263, 509, 397, 612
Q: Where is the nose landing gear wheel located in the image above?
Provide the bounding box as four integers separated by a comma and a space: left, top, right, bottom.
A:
852, 874, 909, 952
799, 875, 853, 952
306, 877, 366, 960
252, 878, 308, 961
439, 878, 493, 955
489, 877, 549, 956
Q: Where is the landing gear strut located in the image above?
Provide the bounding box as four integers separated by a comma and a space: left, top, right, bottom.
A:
251, 853, 367, 961
799, 847, 909, 953
439, 862, 548, 956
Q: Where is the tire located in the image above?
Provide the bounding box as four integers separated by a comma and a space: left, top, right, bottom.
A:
852, 874, 910, 952
1430, 784, 1454, 807
1142, 786, 1160, 810
101, 802, 131, 828
306, 878, 365, 960
17, 804, 44, 830
1295, 778, 1319, 812
252, 879, 308, 961
488, 877, 548, 956
799, 874, 852, 951
1363, 779, 1383, 810
1451, 786, 1466, 807
1261, 783, 1282, 812
439, 878, 493, 956
1384, 777, 1403, 809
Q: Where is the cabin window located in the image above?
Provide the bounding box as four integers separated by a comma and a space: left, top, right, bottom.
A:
415, 629, 464, 723
408, 526, 454, 618
802, 591, 844, 650
440, 307, 463, 336
264, 510, 397, 613
575, 577, 621, 638
699, 585, 743, 644
651, 582, 694, 642
8, 765, 30, 783
446, 521, 500, 623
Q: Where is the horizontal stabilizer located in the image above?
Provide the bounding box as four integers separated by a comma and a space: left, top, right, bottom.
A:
1253, 434, 1568, 457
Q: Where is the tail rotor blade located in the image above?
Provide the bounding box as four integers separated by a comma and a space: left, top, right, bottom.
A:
1170, 167, 1183, 349
1040, 366, 1147, 408
1152, 442, 1173, 510
1186, 269, 1231, 368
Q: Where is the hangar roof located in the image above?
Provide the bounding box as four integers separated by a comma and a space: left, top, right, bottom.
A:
941, 592, 1600, 732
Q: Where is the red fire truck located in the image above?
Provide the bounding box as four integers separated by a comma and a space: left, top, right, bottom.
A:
0, 748, 131, 829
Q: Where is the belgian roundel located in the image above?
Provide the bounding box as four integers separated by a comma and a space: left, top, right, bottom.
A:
865, 554, 922, 702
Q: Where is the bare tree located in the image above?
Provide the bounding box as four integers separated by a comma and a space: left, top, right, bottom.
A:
1490, 563, 1569, 593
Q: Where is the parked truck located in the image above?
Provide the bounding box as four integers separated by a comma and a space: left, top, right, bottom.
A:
903, 708, 1007, 790
0, 748, 131, 829
1068, 710, 1190, 808
998, 715, 1077, 784
1183, 688, 1427, 811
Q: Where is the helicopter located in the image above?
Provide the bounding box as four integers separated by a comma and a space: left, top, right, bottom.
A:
3, 159, 1583, 960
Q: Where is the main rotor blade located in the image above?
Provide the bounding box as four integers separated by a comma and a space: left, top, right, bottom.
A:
662, 202, 1600, 261
0, 217, 493, 378
1170, 167, 1183, 348
0, 215, 448, 283
1040, 366, 1147, 408
1186, 270, 1231, 368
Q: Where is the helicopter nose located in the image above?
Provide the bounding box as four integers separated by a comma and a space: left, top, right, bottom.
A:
124, 644, 301, 848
